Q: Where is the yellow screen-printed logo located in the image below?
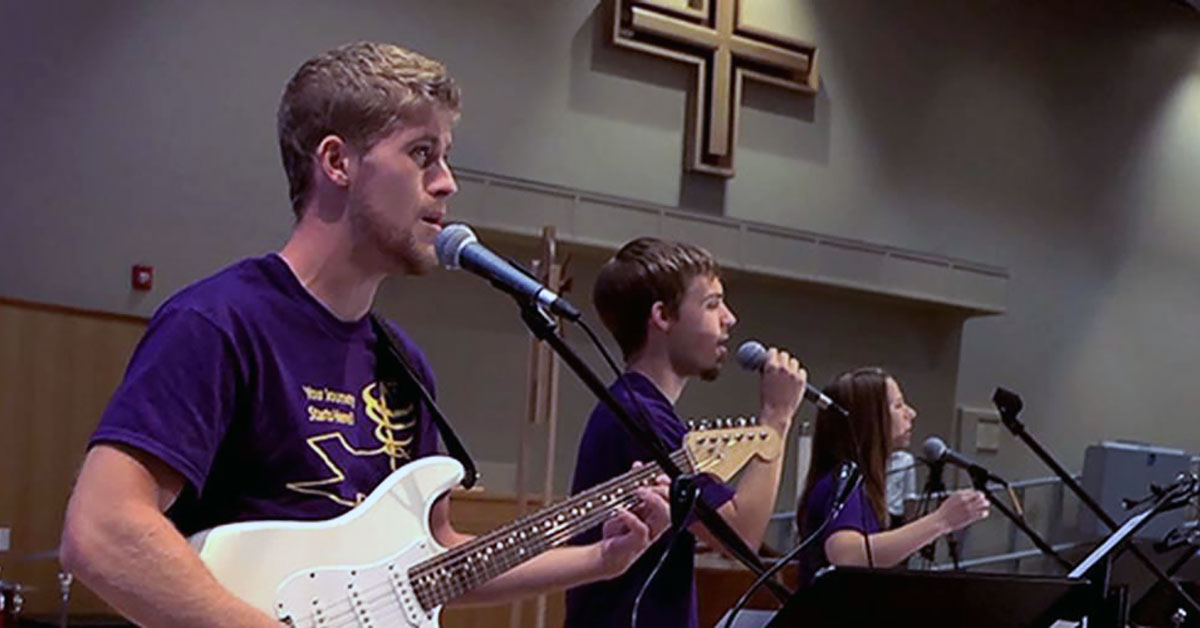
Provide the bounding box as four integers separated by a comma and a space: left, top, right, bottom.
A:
286, 381, 418, 508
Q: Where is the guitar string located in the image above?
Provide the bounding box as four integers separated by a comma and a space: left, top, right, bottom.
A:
293, 482, 687, 628
406, 454, 724, 610
288, 457, 730, 628
278, 444, 747, 627
286, 486, 655, 628
411, 428, 766, 582
289, 448, 739, 627
413, 447, 692, 577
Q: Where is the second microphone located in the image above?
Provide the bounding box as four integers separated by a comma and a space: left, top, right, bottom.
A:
735, 341, 849, 417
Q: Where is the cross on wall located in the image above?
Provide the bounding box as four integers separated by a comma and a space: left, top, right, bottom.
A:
610, 0, 819, 177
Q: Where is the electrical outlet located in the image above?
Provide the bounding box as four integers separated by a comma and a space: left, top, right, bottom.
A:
976, 418, 1001, 452
956, 406, 1002, 454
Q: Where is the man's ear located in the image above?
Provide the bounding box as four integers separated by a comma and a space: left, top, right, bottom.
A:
315, 134, 355, 188
648, 301, 673, 334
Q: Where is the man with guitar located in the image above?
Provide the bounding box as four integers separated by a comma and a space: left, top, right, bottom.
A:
565, 238, 807, 627
59, 42, 670, 627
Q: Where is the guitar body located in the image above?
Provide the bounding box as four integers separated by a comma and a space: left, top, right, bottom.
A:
190, 456, 463, 627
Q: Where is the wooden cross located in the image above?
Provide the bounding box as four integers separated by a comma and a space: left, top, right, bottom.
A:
611, 0, 819, 177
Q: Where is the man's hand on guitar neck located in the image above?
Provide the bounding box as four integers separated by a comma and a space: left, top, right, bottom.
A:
597, 468, 671, 578
441, 464, 671, 606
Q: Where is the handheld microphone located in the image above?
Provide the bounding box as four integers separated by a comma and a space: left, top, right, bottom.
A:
922, 436, 1005, 486
734, 341, 849, 417
436, 224, 581, 321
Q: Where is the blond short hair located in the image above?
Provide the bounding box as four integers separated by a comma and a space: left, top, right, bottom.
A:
277, 42, 461, 215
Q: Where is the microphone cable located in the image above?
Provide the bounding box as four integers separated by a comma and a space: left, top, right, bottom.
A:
721, 471, 864, 628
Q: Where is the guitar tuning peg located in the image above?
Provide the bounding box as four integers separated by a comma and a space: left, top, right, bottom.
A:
749, 416, 758, 426
737, 416, 747, 427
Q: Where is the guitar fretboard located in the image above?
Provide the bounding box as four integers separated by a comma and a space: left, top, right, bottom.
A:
408, 448, 695, 611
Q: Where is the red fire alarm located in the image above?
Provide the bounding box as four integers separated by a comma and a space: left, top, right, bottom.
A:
132, 264, 154, 291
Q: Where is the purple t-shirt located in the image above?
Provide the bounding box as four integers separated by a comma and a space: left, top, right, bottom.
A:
90, 254, 440, 536
797, 469, 882, 585
565, 372, 736, 628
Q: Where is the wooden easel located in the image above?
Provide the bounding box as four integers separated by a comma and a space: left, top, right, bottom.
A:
509, 226, 564, 628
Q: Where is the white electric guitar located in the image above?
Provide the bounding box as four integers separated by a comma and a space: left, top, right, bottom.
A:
190, 420, 780, 627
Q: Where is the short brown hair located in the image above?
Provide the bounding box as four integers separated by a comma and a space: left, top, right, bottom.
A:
277, 41, 461, 216
593, 237, 719, 359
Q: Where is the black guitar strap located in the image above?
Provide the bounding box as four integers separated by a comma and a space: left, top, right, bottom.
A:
370, 314, 478, 489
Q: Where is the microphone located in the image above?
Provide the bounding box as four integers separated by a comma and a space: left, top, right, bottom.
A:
734, 341, 849, 417
922, 436, 1005, 486
831, 460, 861, 509
436, 224, 581, 321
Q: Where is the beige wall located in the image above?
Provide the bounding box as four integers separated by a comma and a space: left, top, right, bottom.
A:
2, 0, 1200, 571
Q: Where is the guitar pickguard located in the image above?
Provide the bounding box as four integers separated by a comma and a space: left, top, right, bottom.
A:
275, 538, 437, 627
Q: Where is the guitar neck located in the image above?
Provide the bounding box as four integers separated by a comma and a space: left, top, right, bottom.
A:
408, 448, 694, 610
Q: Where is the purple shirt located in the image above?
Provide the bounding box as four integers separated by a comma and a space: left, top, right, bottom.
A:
565, 372, 736, 628
90, 254, 440, 536
797, 469, 883, 585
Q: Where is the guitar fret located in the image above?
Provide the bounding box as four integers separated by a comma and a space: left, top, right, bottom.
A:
411, 447, 696, 610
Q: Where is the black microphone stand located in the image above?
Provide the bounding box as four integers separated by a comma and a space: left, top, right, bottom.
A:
964, 466, 1072, 571
917, 460, 961, 569
992, 387, 1200, 618
1158, 525, 1200, 580
513, 299, 792, 602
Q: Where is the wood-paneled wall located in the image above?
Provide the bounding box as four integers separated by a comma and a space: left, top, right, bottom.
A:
0, 297, 147, 618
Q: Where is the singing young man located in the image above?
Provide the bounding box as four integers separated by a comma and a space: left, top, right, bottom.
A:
565, 237, 807, 627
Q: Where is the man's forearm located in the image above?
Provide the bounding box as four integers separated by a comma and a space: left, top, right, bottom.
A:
62, 495, 276, 626
723, 454, 786, 550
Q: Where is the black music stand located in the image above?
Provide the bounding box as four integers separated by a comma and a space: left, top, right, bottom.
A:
765, 567, 1093, 628
1063, 481, 1200, 628
1132, 578, 1200, 628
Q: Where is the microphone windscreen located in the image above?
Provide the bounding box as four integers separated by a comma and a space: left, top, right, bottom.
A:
435, 223, 477, 269
922, 436, 948, 462
735, 340, 768, 371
